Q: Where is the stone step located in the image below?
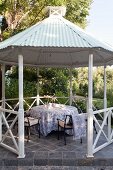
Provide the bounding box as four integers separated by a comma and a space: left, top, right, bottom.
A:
1, 157, 113, 167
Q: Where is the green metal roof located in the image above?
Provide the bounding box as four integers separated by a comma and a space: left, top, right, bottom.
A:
0, 15, 113, 50
0, 15, 113, 67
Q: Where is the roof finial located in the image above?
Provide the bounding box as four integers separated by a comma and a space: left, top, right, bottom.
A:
46, 6, 66, 17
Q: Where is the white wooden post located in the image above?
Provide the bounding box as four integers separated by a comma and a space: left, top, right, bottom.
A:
104, 65, 107, 125
0, 64, 5, 140
87, 53, 94, 157
18, 54, 25, 158
36, 68, 39, 106
104, 65, 111, 139
69, 68, 73, 105
108, 110, 111, 141
2, 64, 5, 108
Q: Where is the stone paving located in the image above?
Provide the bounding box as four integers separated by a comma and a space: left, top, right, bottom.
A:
0, 130, 113, 169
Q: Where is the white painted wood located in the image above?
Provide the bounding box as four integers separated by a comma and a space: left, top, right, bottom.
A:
69, 68, 73, 106
0, 64, 5, 141
93, 107, 113, 114
93, 139, 113, 153
0, 107, 19, 155
87, 54, 94, 157
1, 64, 5, 108
0, 107, 18, 114
108, 110, 111, 140
93, 108, 113, 154
2, 112, 18, 150
18, 54, 25, 158
0, 143, 18, 154
36, 68, 39, 105
47, 6, 66, 16
93, 111, 109, 149
104, 65, 107, 125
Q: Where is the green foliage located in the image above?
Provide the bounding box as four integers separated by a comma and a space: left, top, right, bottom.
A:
39, 68, 69, 96
66, 0, 92, 28
5, 66, 37, 100
5, 65, 113, 111
0, 0, 7, 14
5, 78, 18, 99
93, 67, 104, 98
5, 76, 37, 109
5, 77, 37, 99
6, 67, 69, 99
1, 0, 92, 39
107, 89, 113, 107
71, 66, 113, 110
0, 16, 8, 31
55, 91, 68, 104
93, 99, 104, 110
72, 99, 87, 113
2, 30, 12, 39
7, 66, 37, 81
73, 68, 88, 96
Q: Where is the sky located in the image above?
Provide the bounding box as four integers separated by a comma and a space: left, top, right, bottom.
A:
85, 0, 113, 46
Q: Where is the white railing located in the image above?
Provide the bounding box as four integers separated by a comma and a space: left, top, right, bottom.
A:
93, 107, 113, 154
0, 107, 18, 155
0, 95, 71, 111
0, 95, 71, 156
1, 95, 111, 156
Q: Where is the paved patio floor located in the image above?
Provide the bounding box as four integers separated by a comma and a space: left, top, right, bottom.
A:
1, 127, 113, 169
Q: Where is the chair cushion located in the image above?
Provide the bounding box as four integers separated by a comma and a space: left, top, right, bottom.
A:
24, 117, 39, 126
59, 120, 65, 127
59, 120, 73, 128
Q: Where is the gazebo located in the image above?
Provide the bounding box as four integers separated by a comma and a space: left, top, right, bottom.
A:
0, 6, 113, 158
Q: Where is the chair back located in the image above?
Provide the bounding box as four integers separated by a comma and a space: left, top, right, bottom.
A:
65, 115, 73, 126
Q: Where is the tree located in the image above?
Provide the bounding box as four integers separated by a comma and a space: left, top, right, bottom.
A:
39, 68, 69, 96
0, 0, 92, 38
66, 0, 92, 28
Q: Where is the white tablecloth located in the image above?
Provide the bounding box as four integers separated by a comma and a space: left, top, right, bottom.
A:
72, 113, 86, 140
27, 103, 86, 138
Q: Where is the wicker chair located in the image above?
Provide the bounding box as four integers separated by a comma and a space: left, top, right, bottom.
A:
24, 116, 41, 141
57, 115, 82, 145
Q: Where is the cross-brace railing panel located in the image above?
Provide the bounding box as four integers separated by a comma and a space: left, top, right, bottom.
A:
0, 96, 70, 111
0, 97, 113, 156
0, 107, 19, 155
93, 107, 113, 154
